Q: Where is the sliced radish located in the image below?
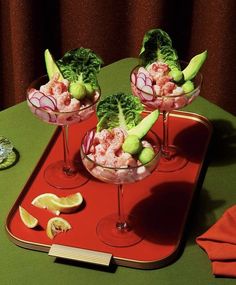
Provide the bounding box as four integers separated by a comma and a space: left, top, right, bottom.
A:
83, 130, 95, 154
141, 85, 154, 101
31, 91, 45, 100
138, 67, 150, 76
29, 97, 40, 107
131, 73, 136, 84
136, 77, 145, 89
28, 88, 38, 97
42, 106, 54, 111
47, 95, 57, 107
39, 95, 56, 110
35, 109, 51, 122
145, 77, 153, 86
142, 85, 154, 94
137, 72, 146, 80
141, 92, 154, 102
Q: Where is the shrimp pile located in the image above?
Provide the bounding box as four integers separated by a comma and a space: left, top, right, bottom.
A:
87, 128, 138, 168
131, 62, 199, 111
83, 127, 157, 183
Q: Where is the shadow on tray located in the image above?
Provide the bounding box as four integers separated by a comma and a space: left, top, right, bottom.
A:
172, 118, 236, 167
130, 181, 196, 245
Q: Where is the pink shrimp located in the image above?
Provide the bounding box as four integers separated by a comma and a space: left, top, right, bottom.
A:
105, 148, 118, 167
116, 152, 137, 167
108, 128, 125, 152
55, 92, 71, 110
61, 97, 80, 112
51, 81, 68, 95
95, 144, 107, 156
155, 75, 172, 88
39, 74, 68, 96
94, 129, 113, 152
95, 129, 113, 144
147, 62, 169, 80
162, 81, 176, 95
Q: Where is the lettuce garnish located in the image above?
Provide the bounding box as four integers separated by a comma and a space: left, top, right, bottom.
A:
96, 93, 144, 132
139, 28, 181, 73
57, 47, 103, 90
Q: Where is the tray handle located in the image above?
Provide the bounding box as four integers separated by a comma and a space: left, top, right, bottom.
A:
49, 244, 112, 266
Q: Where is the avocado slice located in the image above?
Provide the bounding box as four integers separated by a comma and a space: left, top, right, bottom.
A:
182, 80, 195, 93
69, 81, 87, 100
122, 135, 142, 154
127, 110, 159, 139
138, 147, 155, 164
44, 49, 64, 80
182, 50, 207, 81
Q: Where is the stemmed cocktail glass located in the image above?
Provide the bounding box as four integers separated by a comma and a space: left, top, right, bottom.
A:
27, 75, 100, 189
130, 65, 202, 172
81, 128, 161, 247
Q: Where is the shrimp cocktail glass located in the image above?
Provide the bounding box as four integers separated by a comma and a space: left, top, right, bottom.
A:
81, 93, 161, 247
27, 48, 102, 189
130, 29, 207, 172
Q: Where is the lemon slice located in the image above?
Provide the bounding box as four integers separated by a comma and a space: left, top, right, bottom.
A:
19, 206, 39, 228
31, 193, 60, 215
51, 192, 83, 214
46, 217, 71, 239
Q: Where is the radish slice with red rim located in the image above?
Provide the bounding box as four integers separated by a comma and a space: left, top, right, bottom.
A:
137, 72, 146, 80
131, 73, 136, 84
29, 97, 40, 107
136, 77, 145, 89
31, 91, 45, 100
83, 129, 95, 154
141, 85, 154, 101
35, 109, 51, 122
47, 95, 57, 107
145, 77, 153, 86
138, 67, 150, 76
42, 106, 54, 111
39, 95, 56, 110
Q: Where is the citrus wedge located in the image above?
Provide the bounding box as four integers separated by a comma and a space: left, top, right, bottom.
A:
19, 206, 39, 228
50, 192, 83, 214
31, 193, 60, 215
46, 217, 71, 239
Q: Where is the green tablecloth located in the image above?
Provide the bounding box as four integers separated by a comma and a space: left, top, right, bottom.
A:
0, 58, 235, 284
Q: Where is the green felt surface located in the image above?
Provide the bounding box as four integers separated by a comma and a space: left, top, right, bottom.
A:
0, 58, 236, 284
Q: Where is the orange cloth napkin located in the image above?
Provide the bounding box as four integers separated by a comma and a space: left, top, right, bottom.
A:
196, 205, 236, 277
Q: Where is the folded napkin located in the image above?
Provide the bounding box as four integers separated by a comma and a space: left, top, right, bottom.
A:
196, 205, 236, 278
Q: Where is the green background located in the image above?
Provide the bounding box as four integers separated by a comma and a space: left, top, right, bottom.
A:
0, 58, 236, 284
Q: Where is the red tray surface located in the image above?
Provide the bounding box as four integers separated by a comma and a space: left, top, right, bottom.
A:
6, 111, 212, 269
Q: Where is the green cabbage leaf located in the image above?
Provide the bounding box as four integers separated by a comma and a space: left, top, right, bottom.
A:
96, 93, 144, 132
139, 28, 180, 71
57, 47, 103, 89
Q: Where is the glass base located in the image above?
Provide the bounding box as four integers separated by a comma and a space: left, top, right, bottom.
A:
44, 160, 88, 189
96, 213, 142, 247
158, 145, 188, 172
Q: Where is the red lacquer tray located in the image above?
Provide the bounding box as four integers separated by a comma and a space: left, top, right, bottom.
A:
5, 111, 212, 269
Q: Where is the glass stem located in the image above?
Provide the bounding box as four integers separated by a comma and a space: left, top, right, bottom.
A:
162, 111, 171, 158
62, 125, 74, 175
116, 184, 128, 231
